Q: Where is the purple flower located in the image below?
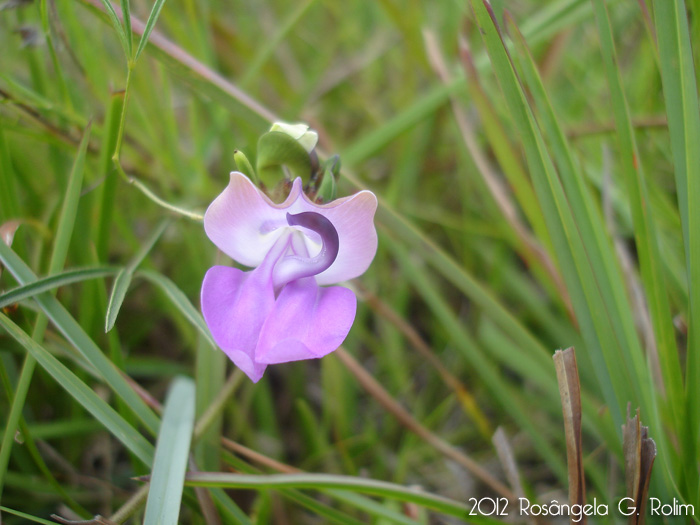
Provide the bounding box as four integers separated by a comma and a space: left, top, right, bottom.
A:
201, 172, 378, 382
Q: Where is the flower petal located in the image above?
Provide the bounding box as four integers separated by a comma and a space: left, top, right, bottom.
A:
201, 265, 274, 382
309, 190, 378, 285
204, 173, 378, 284
255, 278, 357, 364
272, 212, 339, 287
203, 173, 295, 267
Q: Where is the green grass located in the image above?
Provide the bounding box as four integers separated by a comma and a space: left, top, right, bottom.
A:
0, 0, 698, 522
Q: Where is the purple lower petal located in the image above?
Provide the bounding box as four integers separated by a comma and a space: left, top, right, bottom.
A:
201, 265, 273, 382
255, 278, 357, 364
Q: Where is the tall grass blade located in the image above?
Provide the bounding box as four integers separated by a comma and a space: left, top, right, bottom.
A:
120, 0, 133, 59
0, 123, 92, 498
589, 0, 682, 416
143, 376, 195, 524
0, 242, 161, 434
96, 91, 126, 261
652, 0, 700, 502
105, 219, 168, 332
470, 0, 654, 429
0, 314, 154, 465
0, 506, 56, 525
134, 0, 169, 62
96, 0, 131, 59
185, 473, 494, 522
0, 266, 117, 310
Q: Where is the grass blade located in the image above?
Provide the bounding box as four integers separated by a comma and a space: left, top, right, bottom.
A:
0, 123, 92, 499
105, 268, 132, 332
652, 0, 700, 502
0, 266, 117, 310
0, 128, 19, 221
0, 506, 56, 525
0, 313, 154, 465
184, 473, 493, 522
144, 376, 195, 524
96, 0, 131, 59
389, 238, 568, 481
586, 0, 683, 495
469, 0, 654, 430
134, 0, 169, 62
587, 0, 682, 406
105, 219, 168, 332
96, 90, 126, 262
0, 241, 161, 434
120, 0, 133, 59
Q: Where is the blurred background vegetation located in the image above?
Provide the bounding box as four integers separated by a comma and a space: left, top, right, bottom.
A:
1, 0, 699, 522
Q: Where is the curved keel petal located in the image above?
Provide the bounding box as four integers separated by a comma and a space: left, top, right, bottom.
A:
272, 212, 340, 287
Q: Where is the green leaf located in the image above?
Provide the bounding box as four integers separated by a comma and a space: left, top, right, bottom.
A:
388, 237, 568, 481
470, 0, 654, 430
586, 0, 683, 489
0, 128, 19, 221
0, 266, 117, 310
652, 0, 700, 501
185, 473, 498, 522
0, 242, 161, 435
134, 0, 169, 62
0, 506, 57, 525
120, 0, 133, 59
233, 149, 259, 184
0, 123, 92, 499
144, 376, 195, 524
104, 268, 133, 333
105, 219, 168, 332
317, 155, 339, 203
0, 313, 154, 465
96, 0, 131, 59
96, 90, 126, 261
52, 122, 92, 274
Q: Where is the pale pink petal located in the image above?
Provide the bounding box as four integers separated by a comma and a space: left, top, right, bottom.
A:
308, 191, 378, 285
203, 173, 297, 267
204, 173, 378, 284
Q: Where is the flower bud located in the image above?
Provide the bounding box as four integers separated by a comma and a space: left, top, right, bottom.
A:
269, 122, 318, 153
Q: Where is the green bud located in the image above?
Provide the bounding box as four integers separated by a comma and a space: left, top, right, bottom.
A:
317, 155, 340, 202
269, 122, 318, 153
233, 150, 258, 184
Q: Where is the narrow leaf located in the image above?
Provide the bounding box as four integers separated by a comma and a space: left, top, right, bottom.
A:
96, 0, 131, 59
144, 376, 195, 524
134, 0, 168, 61
0, 313, 154, 465
184, 473, 490, 522
105, 268, 132, 332
0, 266, 117, 310
0, 242, 161, 434
120, 0, 132, 58
652, 0, 700, 497
105, 219, 168, 332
